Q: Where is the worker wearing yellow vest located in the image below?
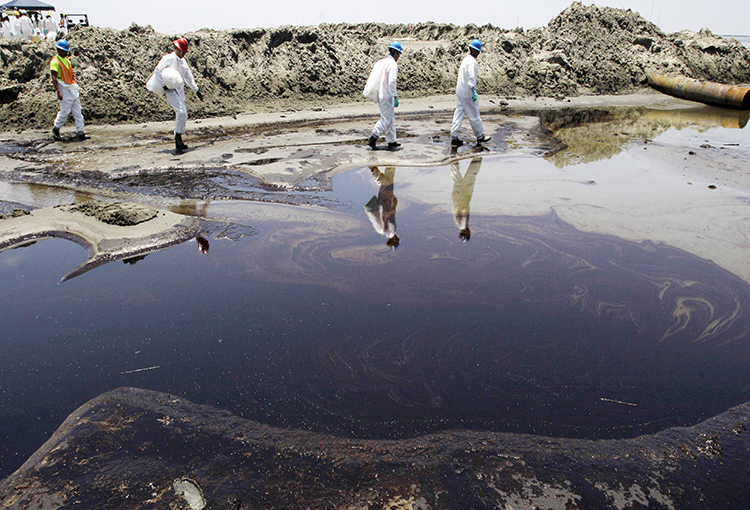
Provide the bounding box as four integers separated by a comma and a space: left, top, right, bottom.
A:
50, 39, 85, 141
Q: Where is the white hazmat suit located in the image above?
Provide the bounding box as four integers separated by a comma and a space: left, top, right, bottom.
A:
153, 52, 198, 135
44, 16, 56, 36
54, 84, 84, 134
451, 54, 484, 140
370, 55, 399, 144
1, 19, 12, 39
18, 15, 32, 40
10, 16, 20, 39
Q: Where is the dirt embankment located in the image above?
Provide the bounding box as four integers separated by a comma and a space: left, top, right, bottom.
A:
0, 1, 748, 130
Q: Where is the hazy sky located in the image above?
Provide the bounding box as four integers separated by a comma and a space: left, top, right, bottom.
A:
55, 0, 748, 36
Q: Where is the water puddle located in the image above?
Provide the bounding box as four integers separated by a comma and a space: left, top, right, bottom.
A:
1, 105, 750, 477
538, 105, 749, 166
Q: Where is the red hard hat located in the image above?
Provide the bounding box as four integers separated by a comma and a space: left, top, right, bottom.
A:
174, 37, 189, 53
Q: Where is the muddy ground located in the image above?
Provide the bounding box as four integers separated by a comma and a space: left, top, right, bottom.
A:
0, 2, 749, 130
2, 92, 749, 288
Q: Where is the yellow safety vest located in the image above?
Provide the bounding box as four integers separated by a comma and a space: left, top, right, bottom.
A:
53, 55, 75, 85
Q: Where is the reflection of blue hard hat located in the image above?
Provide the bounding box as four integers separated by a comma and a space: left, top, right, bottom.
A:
55, 39, 70, 52
388, 41, 403, 54
469, 39, 482, 52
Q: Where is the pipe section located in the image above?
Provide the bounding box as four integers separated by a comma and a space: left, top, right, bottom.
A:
648, 74, 750, 110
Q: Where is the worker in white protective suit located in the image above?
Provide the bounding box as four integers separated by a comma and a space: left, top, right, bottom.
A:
30, 11, 41, 35
1, 16, 12, 39
50, 39, 86, 141
18, 11, 32, 40
367, 41, 402, 150
152, 37, 203, 153
9, 14, 21, 39
451, 39, 490, 147
43, 14, 56, 37
450, 157, 482, 241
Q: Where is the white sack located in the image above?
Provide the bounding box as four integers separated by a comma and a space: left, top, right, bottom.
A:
363, 59, 386, 103
162, 67, 184, 90
146, 73, 165, 97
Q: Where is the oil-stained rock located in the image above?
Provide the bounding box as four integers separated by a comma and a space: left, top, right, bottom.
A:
1, 387, 749, 509
69, 201, 158, 226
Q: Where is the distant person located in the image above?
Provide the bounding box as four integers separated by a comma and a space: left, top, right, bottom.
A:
366, 42, 402, 151
43, 14, 56, 37
152, 37, 203, 154
29, 11, 41, 35
451, 39, 490, 147
50, 39, 86, 141
365, 166, 400, 247
450, 157, 482, 241
58, 13, 67, 35
9, 14, 20, 39
18, 11, 32, 40
1, 16, 11, 39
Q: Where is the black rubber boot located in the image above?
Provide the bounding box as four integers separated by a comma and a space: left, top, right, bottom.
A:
175, 134, 188, 153
368, 135, 377, 149
451, 137, 463, 147
77, 132, 88, 141
476, 134, 490, 144
52, 127, 61, 141
388, 141, 401, 150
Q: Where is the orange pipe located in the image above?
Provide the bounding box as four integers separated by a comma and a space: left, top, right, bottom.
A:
648, 74, 750, 110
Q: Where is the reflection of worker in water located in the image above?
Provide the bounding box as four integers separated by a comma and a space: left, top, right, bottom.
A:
196, 235, 209, 254
170, 200, 210, 218
168, 201, 210, 253
451, 157, 482, 241
365, 166, 400, 247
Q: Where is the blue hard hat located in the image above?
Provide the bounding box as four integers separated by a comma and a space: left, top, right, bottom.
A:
55, 39, 70, 52
388, 41, 403, 54
469, 39, 482, 52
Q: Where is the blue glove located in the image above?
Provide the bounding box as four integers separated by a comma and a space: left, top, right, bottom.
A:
394, 97, 399, 107
472, 89, 477, 102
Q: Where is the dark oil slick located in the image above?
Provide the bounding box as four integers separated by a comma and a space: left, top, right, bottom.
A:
2, 173, 750, 478
1, 105, 750, 478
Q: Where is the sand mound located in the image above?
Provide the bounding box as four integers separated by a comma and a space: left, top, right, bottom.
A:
0, 1, 748, 130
